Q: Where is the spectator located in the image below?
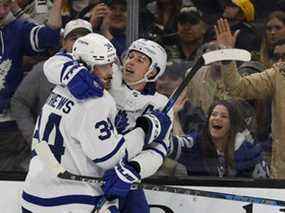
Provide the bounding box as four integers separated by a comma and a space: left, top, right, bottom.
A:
11, 19, 92, 146
90, 0, 127, 58
190, 0, 224, 25
253, 11, 285, 155
169, 100, 269, 178
237, 61, 270, 142
206, 0, 260, 52
180, 41, 257, 135
260, 11, 285, 68
0, 0, 62, 172
9, 0, 50, 24
140, 0, 182, 43
60, 0, 96, 26
215, 18, 285, 179
238, 60, 266, 76
156, 61, 189, 97
187, 42, 230, 114
272, 39, 285, 63
9, 0, 55, 78
163, 7, 207, 63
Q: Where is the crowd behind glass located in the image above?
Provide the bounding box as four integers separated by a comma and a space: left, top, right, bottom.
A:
2, 0, 285, 180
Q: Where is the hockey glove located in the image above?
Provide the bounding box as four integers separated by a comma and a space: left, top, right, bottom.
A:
103, 159, 141, 199
66, 67, 104, 100
115, 110, 129, 134
97, 199, 119, 213
135, 110, 171, 145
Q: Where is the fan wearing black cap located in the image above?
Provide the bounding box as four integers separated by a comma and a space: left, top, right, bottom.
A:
164, 6, 207, 63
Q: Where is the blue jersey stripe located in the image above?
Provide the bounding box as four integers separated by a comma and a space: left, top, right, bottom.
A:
60, 61, 79, 83
93, 137, 125, 163
22, 191, 103, 206
55, 51, 73, 60
153, 140, 168, 153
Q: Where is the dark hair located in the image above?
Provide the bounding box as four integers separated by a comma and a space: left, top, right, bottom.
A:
200, 100, 246, 176
101, 0, 126, 5
260, 11, 285, 67
274, 38, 285, 47
265, 10, 285, 27
177, 7, 203, 25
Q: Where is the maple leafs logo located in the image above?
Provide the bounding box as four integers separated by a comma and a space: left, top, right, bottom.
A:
0, 59, 11, 90
114, 110, 129, 134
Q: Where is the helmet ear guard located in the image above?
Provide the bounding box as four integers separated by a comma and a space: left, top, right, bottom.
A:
144, 63, 160, 81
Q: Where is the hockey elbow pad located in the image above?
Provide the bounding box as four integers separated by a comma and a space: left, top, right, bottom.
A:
67, 67, 104, 100
135, 110, 171, 145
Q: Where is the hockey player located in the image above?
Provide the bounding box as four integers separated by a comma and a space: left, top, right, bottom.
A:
44, 38, 171, 213
110, 39, 171, 213
21, 33, 172, 213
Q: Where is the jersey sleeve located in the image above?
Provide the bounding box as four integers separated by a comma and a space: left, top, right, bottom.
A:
72, 97, 146, 170
168, 133, 196, 160
43, 52, 88, 86
130, 149, 163, 178
129, 93, 174, 178
20, 20, 60, 55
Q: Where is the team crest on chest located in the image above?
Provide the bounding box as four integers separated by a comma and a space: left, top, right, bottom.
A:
132, 91, 139, 97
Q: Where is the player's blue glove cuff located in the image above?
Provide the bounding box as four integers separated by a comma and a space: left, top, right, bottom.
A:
115, 110, 129, 134
103, 159, 141, 199
67, 68, 104, 100
135, 110, 171, 145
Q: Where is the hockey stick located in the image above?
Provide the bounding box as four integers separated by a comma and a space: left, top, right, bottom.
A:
35, 48, 250, 181
142, 184, 285, 207
34, 142, 285, 207
33, 142, 285, 208
34, 141, 106, 185
162, 48, 251, 113
35, 48, 251, 211
91, 183, 285, 212
56, 48, 251, 182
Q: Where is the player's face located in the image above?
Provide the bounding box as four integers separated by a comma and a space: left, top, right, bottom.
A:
209, 104, 230, 141
123, 51, 151, 84
92, 63, 113, 90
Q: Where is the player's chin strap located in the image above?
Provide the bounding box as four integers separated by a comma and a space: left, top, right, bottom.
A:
126, 66, 159, 86
126, 77, 148, 86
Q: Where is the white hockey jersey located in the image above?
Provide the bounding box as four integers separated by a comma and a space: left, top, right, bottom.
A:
42, 53, 172, 182
21, 85, 146, 213
110, 65, 173, 178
